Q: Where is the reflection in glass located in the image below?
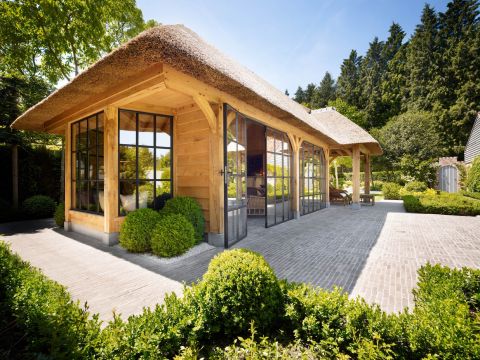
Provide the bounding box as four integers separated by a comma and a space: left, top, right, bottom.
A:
118, 110, 173, 214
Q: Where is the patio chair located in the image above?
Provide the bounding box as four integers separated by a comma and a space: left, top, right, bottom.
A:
247, 195, 265, 215
329, 186, 352, 206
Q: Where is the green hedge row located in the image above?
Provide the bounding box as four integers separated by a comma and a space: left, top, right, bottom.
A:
463, 191, 480, 201
1, 244, 479, 359
403, 193, 480, 216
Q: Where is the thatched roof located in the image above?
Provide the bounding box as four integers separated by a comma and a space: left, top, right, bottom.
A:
12, 25, 381, 155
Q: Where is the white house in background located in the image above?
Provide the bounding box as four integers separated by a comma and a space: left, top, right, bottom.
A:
465, 112, 480, 165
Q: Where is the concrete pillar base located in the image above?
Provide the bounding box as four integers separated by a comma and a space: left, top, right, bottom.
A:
351, 202, 361, 210
326, 201, 331, 208
293, 210, 301, 219
208, 232, 225, 247
64, 221, 72, 231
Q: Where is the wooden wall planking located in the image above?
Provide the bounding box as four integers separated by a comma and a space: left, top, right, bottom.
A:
174, 104, 212, 231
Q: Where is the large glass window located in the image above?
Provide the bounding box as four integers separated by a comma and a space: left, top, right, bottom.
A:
118, 109, 173, 215
71, 112, 104, 214
300, 142, 326, 215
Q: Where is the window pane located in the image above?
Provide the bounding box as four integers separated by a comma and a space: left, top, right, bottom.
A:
154, 180, 171, 210
119, 110, 136, 145
156, 149, 171, 180
77, 181, 88, 211
138, 113, 154, 146
119, 146, 137, 180
138, 180, 154, 209
119, 181, 136, 216
78, 121, 88, 149
89, 153, 98, 180
156, 116, 171, 147
138, 147, 154, 179
98, 182, 104, 214
77, 151, 87, 181
88, 116, 97, 149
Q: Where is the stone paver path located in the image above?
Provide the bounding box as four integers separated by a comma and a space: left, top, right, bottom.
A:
0, 220, 184, 322
1, 201, 479, 318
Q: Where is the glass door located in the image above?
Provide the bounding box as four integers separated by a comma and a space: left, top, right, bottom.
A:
265, 128, 293, 227
224, 105, 247, 247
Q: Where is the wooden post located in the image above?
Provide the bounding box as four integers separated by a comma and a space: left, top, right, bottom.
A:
364, 154, 371, 195
103, 106, 119, 237
12, 144, 18, 210
325, 148, 330, 206
287, 134, 301, 219
352, 144, 361, 209
64, 126, 72, 224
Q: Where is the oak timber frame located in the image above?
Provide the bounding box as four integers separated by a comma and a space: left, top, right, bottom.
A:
57, 63, 371, 245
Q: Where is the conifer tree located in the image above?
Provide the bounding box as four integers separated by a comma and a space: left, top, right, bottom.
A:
311, 72, 336, 109
336, 50, 362, 107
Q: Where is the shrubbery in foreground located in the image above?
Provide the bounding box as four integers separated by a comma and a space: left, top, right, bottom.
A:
1, 243, 479, 359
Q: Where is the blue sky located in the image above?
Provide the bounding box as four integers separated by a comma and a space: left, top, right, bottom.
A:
137, 0, 451, 94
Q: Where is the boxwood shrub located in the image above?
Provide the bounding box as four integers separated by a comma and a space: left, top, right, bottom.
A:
404, 181, 427, 193
466, 156, 480, 192
463, 191, 480, 201
54, 202, 65, 227
403, 193, 480, 216
162, 196, 205, 243
0, 242, 101, 359
119, 208, 162, 252
187, 249, 283, 342
22, 195, 56, 219
150, 213, 195, 257
382, 182, 402, 200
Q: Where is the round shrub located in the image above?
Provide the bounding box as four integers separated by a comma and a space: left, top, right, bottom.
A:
162, 196, 205, 243
382, 182, 402, 200
151, 214, 195, 257
405, 181, 427, 193
54, 203, 65, 227
466, 156, 480, 193
22, 195, 56, 219
191, 249, 283, 340
119, 208, 162, 253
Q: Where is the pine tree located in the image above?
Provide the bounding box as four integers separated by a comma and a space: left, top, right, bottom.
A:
284, 89, 289, 96
304, 83, 317, 107
311, 72, 336, 109
293, 86, 305, 103
336, 50, 362, 107
405, 4, 439, 111
359, 37, 385, 128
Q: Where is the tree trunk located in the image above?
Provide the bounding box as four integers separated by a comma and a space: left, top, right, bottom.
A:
12, 144, 18, 209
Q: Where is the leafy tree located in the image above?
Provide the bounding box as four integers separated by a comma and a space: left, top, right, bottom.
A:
0, 0, 155, 83
327, 98, 367, 128
336, 50, 362, 107
311, 72, 336, 109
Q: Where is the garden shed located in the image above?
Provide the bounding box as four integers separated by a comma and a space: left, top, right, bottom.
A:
11, 25, 381, 247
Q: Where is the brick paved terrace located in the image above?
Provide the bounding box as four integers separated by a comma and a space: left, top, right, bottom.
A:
1, 200, 479, 321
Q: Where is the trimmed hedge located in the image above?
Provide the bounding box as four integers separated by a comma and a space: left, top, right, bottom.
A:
162, 196, 205, 243
463, 191, 480, 201
22, 195, 56, 219
403, 193, 480, 216
2, 243, 480, 359
119, 208, 162, 252
54, 202, 65, 227
151, 213, 195, 257
0, 242, 101, 359
405, 181, 427, 193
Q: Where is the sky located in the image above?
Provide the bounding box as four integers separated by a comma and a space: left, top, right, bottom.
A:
137, 0, 451, 94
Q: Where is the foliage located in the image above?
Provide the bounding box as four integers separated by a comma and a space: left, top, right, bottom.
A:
0, 242, 101, 359
2, 242, 480, 359
22, 195, 56, 218
0, 0, 156, 83
463, 191, 480, 200
382, 182, 402, 200
187, 249, 283, 342
404, 181, 428, 193
310, 71, 336, 108
54, 203, 65, 227
162, 196, 205, 243
403, 193, 480, 216
151, 214, 195, 258
119, 208, 162, 252
466, 156, 480, 192
404, 264, 480, 358
327, 98, 367, 128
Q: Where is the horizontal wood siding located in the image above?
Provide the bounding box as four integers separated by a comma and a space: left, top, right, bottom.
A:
465, 114, 480, 164
175, 104, 211, 231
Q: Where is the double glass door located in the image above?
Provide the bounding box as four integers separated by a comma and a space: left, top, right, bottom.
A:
224, 105, 247, 247
265, 128, 293, 227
